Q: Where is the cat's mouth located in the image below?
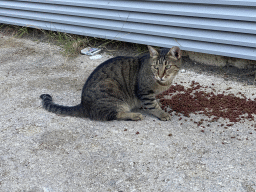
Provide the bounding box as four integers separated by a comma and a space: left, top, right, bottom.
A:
155, 73, 177, 85
155, 77, 171, 85
155, 76, 167, 82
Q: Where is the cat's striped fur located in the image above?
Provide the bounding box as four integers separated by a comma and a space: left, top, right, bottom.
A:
40, 46, 182, 121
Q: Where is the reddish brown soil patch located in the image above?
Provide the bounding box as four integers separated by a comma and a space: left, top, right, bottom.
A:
157, 81, 256, 123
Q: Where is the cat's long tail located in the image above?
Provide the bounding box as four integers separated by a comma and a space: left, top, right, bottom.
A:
40, 94, 86, 118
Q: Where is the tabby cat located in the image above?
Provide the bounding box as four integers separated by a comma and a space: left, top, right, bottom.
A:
40, 45, 182, 121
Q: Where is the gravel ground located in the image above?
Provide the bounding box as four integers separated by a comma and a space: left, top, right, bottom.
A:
1, 34, 256, 192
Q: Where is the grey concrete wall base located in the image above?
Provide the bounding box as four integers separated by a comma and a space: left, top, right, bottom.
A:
186, 51, 256, 69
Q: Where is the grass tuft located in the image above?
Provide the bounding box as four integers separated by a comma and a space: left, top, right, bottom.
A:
0, 24, 149, 58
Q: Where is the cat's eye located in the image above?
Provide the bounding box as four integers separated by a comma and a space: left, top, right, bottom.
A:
165, 65, 171, 69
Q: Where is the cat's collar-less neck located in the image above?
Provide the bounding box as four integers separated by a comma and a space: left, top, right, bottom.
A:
156, 80, 172, 86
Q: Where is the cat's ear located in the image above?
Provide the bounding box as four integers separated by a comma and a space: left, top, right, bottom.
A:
167, 46, 182, 60
147, 45, 159, 58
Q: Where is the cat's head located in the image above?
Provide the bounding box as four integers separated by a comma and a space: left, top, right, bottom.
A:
148, 45, 182, 85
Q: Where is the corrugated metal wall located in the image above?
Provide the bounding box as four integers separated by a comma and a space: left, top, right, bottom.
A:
0, 0, 255, 60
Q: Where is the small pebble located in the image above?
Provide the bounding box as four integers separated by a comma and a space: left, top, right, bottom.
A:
180, 69, 186, 73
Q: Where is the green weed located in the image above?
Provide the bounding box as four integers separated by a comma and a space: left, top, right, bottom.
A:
15, 27, 29, 38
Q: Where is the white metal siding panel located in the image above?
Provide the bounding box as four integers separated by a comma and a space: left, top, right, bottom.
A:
0, 0, 255, 60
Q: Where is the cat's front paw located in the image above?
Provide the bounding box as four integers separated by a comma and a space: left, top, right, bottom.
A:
116, 112, 144, 121
158, 112, 171, 121
131, 113, 144, 121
